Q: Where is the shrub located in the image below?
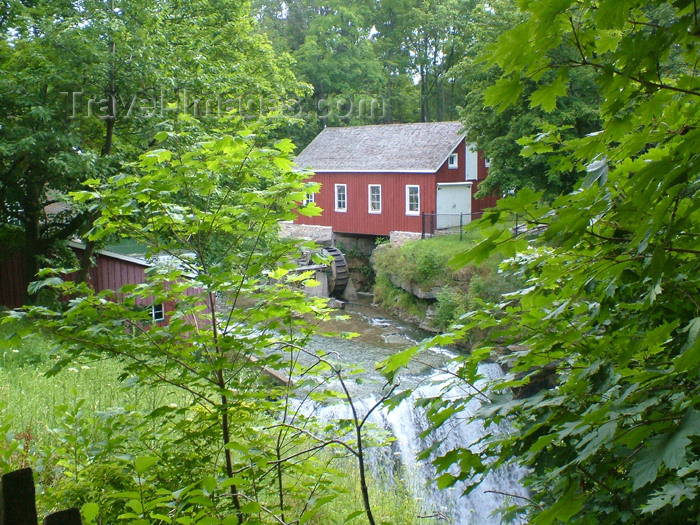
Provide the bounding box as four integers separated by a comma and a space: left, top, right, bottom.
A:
433, 287, 466, 331
372, 235, 522, 333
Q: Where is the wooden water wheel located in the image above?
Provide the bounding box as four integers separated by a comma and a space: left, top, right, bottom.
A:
321, 246, 349, 297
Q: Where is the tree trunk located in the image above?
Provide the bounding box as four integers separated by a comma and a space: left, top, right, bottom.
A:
385, 76, 392, 123
420, 65, 427, 122
439, 75, 445, 121
22, 171, 43, 304
77, 42, 115, 285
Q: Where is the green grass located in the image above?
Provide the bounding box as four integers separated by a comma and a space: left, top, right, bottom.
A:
0, 318, 187, 432
372, 233, 483, 292
373, 274, 428, 321
420, 230, 483, 251
294, 454, 439, 525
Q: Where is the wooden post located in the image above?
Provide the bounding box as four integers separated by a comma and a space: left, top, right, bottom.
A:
44, 508, 82, 525
0, 469, 81, 525
0, 467, 39, 525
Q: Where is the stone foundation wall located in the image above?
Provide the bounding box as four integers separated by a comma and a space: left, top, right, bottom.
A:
389, 230, 422, 245
333, 233, 378, 255
279, 221, 333, 244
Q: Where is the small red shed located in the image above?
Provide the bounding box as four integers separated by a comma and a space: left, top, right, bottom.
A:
65, 241, 172, 326
1, 242, 206, 326
293, 122, 498, 236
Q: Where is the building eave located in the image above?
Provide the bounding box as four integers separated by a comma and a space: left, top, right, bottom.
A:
68, 240, 151, 268
293, 168, 438, 174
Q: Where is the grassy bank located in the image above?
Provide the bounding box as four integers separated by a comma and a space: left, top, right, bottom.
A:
0, 320, 185, 431
372, 234, 521, 332
315, 457, 439, 525
0, 318, 194, 520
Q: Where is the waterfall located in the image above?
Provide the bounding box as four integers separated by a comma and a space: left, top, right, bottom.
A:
307, 360, 528, 524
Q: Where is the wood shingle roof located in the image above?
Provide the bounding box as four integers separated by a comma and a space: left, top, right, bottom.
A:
294, 122, 465, 173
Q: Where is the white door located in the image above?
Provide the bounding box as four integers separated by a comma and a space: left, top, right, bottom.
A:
436, 183, 472, 229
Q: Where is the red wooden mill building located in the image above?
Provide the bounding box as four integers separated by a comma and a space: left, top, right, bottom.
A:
293, 122, 498, 237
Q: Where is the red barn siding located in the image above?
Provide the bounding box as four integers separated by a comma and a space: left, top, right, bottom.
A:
436, 140, 468, 184
0, 252, 26, 309
65, 247, 148, 299
471, 151, 499, 216
295, 138, 499, 235
297, 171, 437, 236
2, 247, 208, 329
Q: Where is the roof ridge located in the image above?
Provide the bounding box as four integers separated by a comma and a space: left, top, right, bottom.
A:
321, 121, 462, 130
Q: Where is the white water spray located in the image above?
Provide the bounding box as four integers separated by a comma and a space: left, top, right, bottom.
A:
311, 361, 527, 524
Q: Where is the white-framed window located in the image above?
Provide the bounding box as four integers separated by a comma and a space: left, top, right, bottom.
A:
152, 303, 165, 322
405, 185, 420, 216
484, 158, 492, 168
448, 153, 458, 169
368, 184, 382, 214
335, 184, 347, 212
303, 192, 315, 206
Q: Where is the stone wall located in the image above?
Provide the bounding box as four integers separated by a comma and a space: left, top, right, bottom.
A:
278, 221, 333, 244
333, 233, 379, 255
389, 230, 422, 245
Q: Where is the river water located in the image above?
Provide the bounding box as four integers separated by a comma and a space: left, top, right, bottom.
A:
296, 303, 527, 524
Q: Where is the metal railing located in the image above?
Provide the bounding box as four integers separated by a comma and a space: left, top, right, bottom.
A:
421, 212, 530, 240
421, 212, 485, 240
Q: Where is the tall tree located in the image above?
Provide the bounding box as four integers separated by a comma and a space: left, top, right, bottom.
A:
385, 0, 700, 522
456, 0, 601, 198
0, 0, 301, 301
371, 0, 422, 123
252, 0, 387, 147
253, 0, 484, 142
400, 0, 471, 122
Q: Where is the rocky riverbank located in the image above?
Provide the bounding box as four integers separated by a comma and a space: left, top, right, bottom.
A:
370, 233, 521, 335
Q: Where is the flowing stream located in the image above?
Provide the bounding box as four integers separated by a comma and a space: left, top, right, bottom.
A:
298, 304, 527, 524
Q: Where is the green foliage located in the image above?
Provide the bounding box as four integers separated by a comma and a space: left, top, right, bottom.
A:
358, 263, 375, 285
433, 287, 465, 332
372, 274, 428, 322
383, 0, 700, 523
372, 234, 521, 331
0, 319, 186, 432
373, 234, 478, 291
251, 0, 388, 146
456, 0, 601, 199
36, 401, 142, 523
252, 0, 491, 145
311, 457, 438, 525
6, 124, 413, 524
0, 0, 303, 299
380, 0, 473, 123
0, 318, 56, 369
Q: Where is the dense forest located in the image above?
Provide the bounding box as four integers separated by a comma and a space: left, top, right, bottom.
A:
1, 0, 699, 524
